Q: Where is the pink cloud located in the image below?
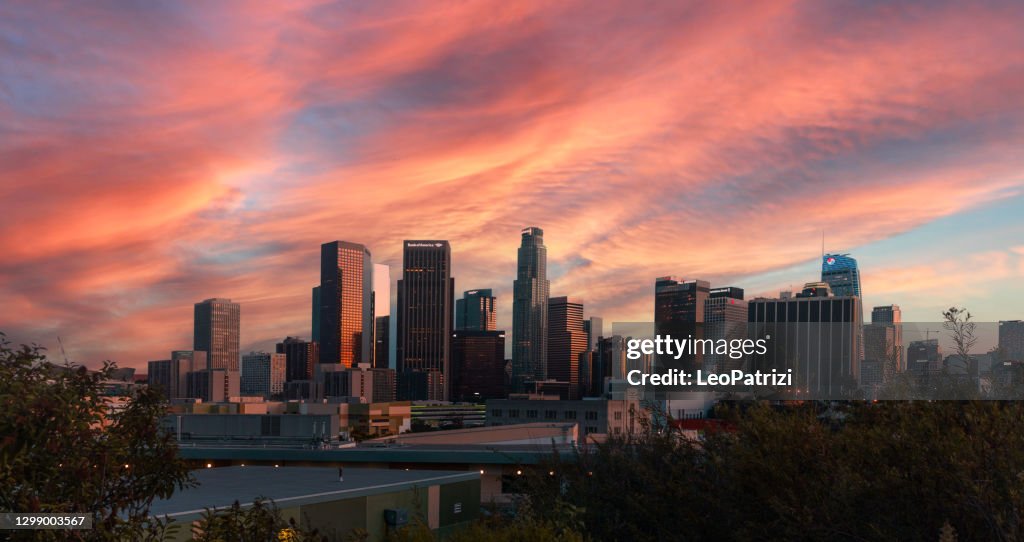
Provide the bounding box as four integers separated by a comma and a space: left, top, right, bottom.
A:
1, 1, 1023, 367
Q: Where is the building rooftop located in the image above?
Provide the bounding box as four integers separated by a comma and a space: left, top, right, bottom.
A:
367, 422, 577, 446
149, 466, 477, 521
178, 442, 576, 465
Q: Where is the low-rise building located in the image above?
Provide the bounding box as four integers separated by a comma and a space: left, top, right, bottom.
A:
485, 397, 645, 439
150, 466, 479, 541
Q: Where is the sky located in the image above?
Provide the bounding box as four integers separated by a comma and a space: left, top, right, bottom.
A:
1, 1, 1023, 369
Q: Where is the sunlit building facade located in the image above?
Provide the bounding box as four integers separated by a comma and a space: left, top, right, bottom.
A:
547, 296, 586, 399
319, 241, 373, 368
194, 298, 240, 371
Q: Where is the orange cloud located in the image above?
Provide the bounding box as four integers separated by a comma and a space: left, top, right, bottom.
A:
1, 0, 1023, 367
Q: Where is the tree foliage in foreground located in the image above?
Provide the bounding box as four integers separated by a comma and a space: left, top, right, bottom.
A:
197, 500, 579, 542
517, 401, 1024, 542
191, 499, 327, 542
0, 334, 194, 541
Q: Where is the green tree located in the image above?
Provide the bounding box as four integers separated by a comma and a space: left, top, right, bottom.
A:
192, 498, 326, 542
0, 334, 194, 540
517, 401, 1024, 541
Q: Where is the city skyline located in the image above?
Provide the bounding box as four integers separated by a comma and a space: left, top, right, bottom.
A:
3, 2, 1024, 368
6, 224, 1024, 371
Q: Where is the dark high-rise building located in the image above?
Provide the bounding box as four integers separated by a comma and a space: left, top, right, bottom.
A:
654, 277, 710, 372
579, 317, 604, 398
374, 315, 390, 369
451, 330, 507, 401
821, 254, 862, 298
193, 298, 240, 371
456, 289, 497, 331
748, 283, 863, 397
999, 320, 1024, 361
147, 359, 172, 398
596, 335, 628, 386
705, 287, 748, 372
511, 227, 550, 392
276, 336, 318, 382
319, 241, 373, 368
547, 297, 586, 400
396, 240, 454, 400
312, 286, 321, 344
579, 350, 599, 398
655, 277, 710, 325
907, 339, 942, 373
871, 305, 900, 324
396, 369, 444, 402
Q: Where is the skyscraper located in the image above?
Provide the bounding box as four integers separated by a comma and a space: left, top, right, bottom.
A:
396, 240, 454, 400
170, 350, 207, 399
579, 317, 603, 398
451, 330, 507, 401
147, 359, 172, 398
547, 296, 587, 400
241, 351, 286, 398
999, 320, 1024, 361
276, 336, 318, 382
456, 289, 497, 331
311, 286, 321, 344
704, 287, 748, 372
597, 335, 628, 383
655, 277, 710, 325
374, 315, 390, 369
512, 227, 550, 392
654, 277, 710, 372
193, 298, 240, 371
907, 339, 942, 373
821, 254, 862, 298
748, 283, 863, 397
866, 305, 903, 373
319, 241, 373, 368
583, 317, 603, 351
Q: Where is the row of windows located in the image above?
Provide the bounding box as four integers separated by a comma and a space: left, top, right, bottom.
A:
491, 408, 601, 420
751, 299, 856, 323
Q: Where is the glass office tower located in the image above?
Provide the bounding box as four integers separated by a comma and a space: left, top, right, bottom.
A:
511, 227, 550, 392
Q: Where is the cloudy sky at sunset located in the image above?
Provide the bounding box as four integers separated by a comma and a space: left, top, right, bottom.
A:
2, 1, 1023, 368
